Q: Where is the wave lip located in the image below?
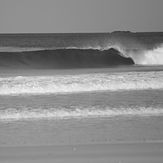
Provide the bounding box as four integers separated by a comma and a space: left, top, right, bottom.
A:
0, 71, 162, 95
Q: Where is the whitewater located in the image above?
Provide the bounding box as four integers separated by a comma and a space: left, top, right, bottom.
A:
0, 71, 162, 95
0, 69, 162, 121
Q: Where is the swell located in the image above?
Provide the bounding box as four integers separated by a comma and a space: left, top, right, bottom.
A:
0, 48, 134, 69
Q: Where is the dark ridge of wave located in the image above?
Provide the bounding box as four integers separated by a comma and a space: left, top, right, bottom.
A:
0, 48, 134, 69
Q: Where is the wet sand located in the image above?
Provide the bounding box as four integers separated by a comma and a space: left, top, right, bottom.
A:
0, 105, 163, 163
0, 142, 163, 163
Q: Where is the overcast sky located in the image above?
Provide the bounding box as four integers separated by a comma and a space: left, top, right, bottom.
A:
0, 0, 163, 33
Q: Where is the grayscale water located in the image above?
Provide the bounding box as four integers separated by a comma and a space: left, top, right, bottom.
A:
0, 33, 163, 146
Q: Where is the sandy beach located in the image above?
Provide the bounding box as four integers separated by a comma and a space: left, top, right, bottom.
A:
0, 115, 163, 162
0, 142, 162, 163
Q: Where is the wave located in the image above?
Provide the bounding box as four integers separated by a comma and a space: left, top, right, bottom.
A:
0, 71, 162, 95
0, 43, 163, 69
66, 44, 163, 66
0, 105, 163, 121
0, 48, 134, 69
1, 32, 163, 68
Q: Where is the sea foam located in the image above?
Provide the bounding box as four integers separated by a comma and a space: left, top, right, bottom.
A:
0, 71, 162, 95
0, 106, 163, 121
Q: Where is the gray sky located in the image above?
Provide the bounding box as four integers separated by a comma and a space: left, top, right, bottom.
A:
0, 0, 163, 33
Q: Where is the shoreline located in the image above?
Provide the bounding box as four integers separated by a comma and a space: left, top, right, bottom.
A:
0, 111, 163, 162
0, 142, 163, 163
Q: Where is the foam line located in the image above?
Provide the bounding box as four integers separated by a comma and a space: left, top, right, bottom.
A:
0, 71, 162, 95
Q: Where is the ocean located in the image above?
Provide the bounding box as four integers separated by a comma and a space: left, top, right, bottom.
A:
0, 32, 163, 121
0, 32, 163, 148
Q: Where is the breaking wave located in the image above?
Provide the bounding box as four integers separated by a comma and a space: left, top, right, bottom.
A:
0, 47, 133, 69
128, 45, 163, 65
0, 71, 162, 95
0, 44, 163, 69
